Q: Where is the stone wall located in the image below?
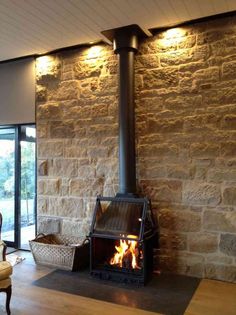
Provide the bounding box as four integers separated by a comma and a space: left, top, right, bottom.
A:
36, 14, 236, 282
36, 45, 119, 237
136, 15, 236, 282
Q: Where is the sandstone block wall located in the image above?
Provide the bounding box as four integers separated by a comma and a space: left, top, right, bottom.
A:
36, 45, 119, 237
36, 15, 236, 282
136, 15, 236, 282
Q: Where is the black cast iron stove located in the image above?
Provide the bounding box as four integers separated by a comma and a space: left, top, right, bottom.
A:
89, 25, 157, 285
90, 196, 156, 284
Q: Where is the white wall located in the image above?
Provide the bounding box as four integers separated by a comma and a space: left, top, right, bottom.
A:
0, 58, 35, 125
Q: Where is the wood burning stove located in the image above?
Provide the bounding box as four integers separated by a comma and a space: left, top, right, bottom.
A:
89, 25, 158, 284
90, 196, 156, 284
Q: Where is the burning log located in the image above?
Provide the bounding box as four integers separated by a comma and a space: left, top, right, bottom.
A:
109, 235, 142, 270
122, 249, 133, 269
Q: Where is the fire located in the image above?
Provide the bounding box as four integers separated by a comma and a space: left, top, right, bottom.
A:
110, 235, 141, 269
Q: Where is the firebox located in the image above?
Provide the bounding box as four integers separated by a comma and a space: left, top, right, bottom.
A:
89, 196, 156, 284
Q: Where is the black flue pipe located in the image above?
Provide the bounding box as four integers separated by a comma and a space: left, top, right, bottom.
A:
115, 33, 137, 195
102, 25, 147, 196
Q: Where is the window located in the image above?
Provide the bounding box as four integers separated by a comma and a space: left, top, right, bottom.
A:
0, 124, 36, 249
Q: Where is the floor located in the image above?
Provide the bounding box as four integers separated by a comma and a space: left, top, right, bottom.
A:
0, 251, 236, 315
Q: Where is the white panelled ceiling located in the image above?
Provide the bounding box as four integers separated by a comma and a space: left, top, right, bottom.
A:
0, 0, 235, 62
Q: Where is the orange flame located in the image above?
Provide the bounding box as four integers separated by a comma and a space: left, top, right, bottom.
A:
110, 235, 141, 269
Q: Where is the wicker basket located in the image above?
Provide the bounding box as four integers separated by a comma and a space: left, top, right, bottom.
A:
29, 234, 89, 271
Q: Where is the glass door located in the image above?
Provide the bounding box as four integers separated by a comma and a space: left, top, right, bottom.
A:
0, 124, 36, 249
0, 127, 16, 246
20, 125, 36, 249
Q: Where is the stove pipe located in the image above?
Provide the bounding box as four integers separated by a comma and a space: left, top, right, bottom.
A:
103, 25, 146, 196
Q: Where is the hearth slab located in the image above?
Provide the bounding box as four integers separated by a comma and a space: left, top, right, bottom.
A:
33, 270, 200, 315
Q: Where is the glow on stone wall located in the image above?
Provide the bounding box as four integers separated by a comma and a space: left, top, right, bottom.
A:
85, 45, 103, 59
159, 27, 186, 47
35, 55, 62, 79
36, 56, 53, 75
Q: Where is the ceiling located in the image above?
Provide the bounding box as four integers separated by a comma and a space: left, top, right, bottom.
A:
0, 0, 236, 62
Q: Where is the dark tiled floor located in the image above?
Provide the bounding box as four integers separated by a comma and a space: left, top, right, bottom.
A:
33, 269, 200, 315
